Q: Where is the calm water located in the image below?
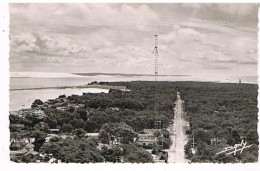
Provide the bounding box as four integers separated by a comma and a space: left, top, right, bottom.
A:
9, 75, 257, 111
10, 75, 150, 111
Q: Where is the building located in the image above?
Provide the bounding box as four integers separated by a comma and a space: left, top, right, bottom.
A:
56, 106, 67, 110
45, 134, 60, 143
10, 140, 24, 151
143, 129, 162, 135
48, 129, 60, 134
210, 138, 227, 145
152, 150, 168, 163
10, 140, 38, 160
136, 134, 157, 149
109, 107, 120, 112
10, 149, 28, 160
85, 133, 99, 139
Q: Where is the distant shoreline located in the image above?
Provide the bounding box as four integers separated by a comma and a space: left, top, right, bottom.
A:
73, 73, 191, 77
10, 84, 127, 91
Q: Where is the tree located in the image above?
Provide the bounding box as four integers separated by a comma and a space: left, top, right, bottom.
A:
72, 128, 86, 139
33, 131, 47, 151
227, 129, 241, 145
45, 116, 57, 129
62, 123, 73, 133
34, 122, 49, 132
99, 123, 111, 144
154, 131, 161, 137
9, 114, 20, 124
231, 129, 241, 143
247, 130, 258, 144
184, 140, 192, 158
40, 142, 60, 156
77, 119, 85, 128
123, 143, 153, 163
194, 128, 211, 145
49, 136, 61, 142
31, 99, 43, 108
59, 94, 66, 98
101, 145, 123, 163
161, 129, 170, 138
77, 108, 88, 121
67, 106, 75, 113
70, 118, 85, 129
85, 120, 98, 132
214, 153, 236, 163
111, 122, 137, 144
40, 138, 105, 163
157, 136, 171, 149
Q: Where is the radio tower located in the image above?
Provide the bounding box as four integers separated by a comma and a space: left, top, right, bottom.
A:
153, 35, 159, 114
154, 35, 159, 82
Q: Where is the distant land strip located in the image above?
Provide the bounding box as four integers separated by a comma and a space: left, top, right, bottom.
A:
9, 84, 127, 91
73, 73, 191, 77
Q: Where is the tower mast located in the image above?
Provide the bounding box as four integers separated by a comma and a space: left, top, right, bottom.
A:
153, 35, 159, 116
154, 35, 158, 82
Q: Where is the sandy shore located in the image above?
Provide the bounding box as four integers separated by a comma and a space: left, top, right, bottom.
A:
9, 87, 110, 111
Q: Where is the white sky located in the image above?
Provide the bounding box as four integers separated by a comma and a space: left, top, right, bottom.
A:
9, 3, 258, 78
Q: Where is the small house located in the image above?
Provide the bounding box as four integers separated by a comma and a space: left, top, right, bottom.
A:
45, 134, 60, 143
10, 148, 27, 159
10, 140, 24, 151
48, 129, 60, 134
85, 133, 99, 139
210, 138, 227, 145
110, 107, 120, 112
136, 134, 157, 149
143, 129, 162, 135
56, 106, 67, 110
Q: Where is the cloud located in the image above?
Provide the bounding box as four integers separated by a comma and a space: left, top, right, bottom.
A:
177, 3, 258, 26
160, 25, 205, 43
10, 4, 159, 34
215, 4, 256, 17
11, 33, 88, 56
9, 3, 258, 79
158, 22, 257, 76
214, 59, 257, 65
11, 33, 38, 52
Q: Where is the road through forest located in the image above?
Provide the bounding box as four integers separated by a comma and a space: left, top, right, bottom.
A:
167, 92, 189, 163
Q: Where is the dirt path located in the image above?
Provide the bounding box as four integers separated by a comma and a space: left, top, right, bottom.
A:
167, 92, 189, 163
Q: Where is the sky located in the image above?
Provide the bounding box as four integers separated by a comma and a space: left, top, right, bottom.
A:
9, 3, 258, 78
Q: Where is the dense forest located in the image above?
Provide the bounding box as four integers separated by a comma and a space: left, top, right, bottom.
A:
9, 81, 258, 163
178, 82, 258, 163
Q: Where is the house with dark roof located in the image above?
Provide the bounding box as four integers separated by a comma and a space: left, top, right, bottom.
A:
10, 140, 24, 151
48, 129, 60, 134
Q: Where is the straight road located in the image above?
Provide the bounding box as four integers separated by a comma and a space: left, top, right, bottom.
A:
167, 92, 189, 163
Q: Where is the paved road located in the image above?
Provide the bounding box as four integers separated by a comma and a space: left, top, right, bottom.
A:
167, 92, 189, 163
